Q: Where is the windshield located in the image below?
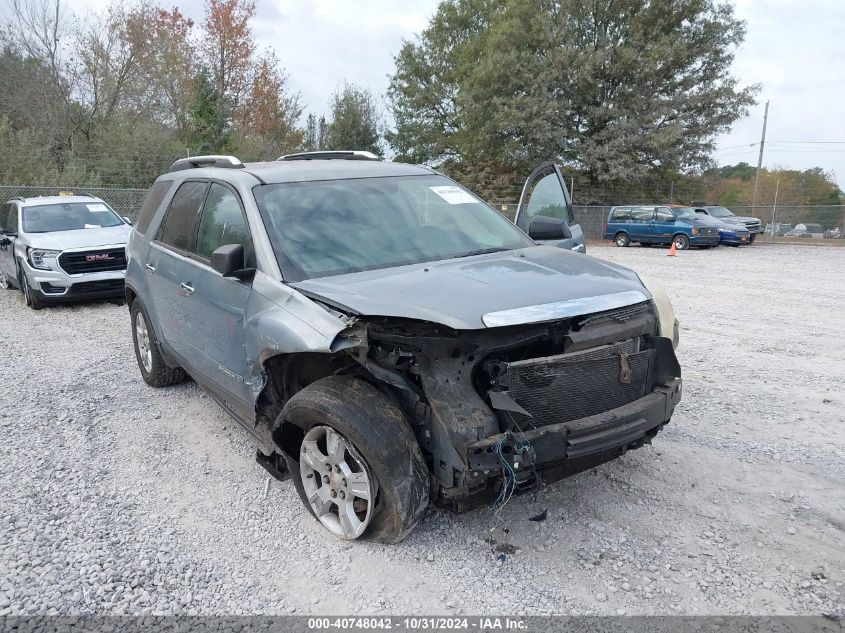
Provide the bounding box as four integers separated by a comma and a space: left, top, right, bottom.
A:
673, 207, 699, 220
22, 201, 124, 233
706, 206, 734, 218
254, 175, 534, 281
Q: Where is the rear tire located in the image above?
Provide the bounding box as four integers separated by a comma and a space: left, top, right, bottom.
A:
0, 269, 11, 290
614, 232, 630, 247
280, 376, 429, 543
130, 299, 186, 387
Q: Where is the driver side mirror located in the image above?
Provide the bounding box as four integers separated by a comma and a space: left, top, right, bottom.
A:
211, 244, 254, 280
122, 216, 133, 225
528, 215, 572, 241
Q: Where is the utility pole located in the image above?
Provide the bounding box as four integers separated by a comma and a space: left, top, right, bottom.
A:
751, 101, 770, 211
771, 178, 779, 243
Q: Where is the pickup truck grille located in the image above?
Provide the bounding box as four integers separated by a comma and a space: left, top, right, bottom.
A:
506, 339, 653, 428
59, 248, 127, 274
743, 220, 762, 231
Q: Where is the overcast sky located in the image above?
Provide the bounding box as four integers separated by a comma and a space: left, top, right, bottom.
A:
66, 0, 845, 185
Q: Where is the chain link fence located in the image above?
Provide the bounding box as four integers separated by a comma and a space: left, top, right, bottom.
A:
0, 185, 148, 221
4, 184, 844, 243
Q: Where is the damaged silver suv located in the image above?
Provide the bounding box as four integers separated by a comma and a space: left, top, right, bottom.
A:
125, 152, 682, 542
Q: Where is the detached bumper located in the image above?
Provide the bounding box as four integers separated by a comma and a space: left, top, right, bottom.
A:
467, 378, 681, 481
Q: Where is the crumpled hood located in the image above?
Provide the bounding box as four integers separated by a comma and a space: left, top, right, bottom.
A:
25, 224, 132, 250
292, 246, 650, 330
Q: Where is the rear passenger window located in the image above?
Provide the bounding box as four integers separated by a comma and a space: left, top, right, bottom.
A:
136, 181, 173, 235
157, 181, 208, 252
611, 207, 631, 220
631, 208, 654, 222
195, 184, 254, 263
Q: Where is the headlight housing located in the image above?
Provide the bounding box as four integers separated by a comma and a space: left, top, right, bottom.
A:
28, 248, 61, 270
691, 227, 698, 235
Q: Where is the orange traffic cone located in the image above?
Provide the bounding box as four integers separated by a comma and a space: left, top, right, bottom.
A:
667, 241, 677, 257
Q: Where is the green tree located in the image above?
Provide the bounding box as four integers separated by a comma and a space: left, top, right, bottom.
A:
325, 83, 382, 155
389, 0, 757, 182
303, 113, 329, 151
188, 68, 232, 154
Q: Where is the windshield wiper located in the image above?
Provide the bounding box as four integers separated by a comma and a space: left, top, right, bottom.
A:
454, 247, 509, 259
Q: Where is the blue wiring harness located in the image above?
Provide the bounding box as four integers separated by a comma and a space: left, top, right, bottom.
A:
489, 434, 531, 513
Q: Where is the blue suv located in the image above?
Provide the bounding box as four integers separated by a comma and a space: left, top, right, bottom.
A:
604, 205, 720, 250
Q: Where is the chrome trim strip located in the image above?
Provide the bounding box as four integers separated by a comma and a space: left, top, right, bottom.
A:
482, 290, 649, 328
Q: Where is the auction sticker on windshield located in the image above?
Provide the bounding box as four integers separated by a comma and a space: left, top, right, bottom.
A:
87, 203, 109, 211
429, 186, 476, 205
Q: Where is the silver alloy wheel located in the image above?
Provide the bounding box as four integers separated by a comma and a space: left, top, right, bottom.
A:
674, 236, 688, 250
299, 425, 376, 540
135, 312, 153, 373
0, 270, 8, 289
616, 234, 627, 247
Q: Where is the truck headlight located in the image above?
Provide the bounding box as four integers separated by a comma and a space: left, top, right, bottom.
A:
28, 248, 61, 270
638, 274, 678, 349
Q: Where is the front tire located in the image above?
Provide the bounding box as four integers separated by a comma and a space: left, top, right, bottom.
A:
614, 232, 630, 247
281, 376, 429, 543
20, 268, 44, 310
673, 234, 690, 250
130, 300, 186, 387
0, 269, 11, 290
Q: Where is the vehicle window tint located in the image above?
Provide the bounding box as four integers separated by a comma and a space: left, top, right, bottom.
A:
0, 203, 10, 231
136, 181, 173, 235
521, 166, 573, 226
630, 208, 654, 222
655, 208, 674, 222
8, 204, 18, 232
195, 183, 254, 262
611, 207, 631, 220
157, 181, 208, 252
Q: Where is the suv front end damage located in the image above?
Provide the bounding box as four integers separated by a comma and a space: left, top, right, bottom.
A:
338, 297, 681, 512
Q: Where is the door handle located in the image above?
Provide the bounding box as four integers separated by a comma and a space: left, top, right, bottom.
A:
145, 263, 155, 273
180, 282, 195, 295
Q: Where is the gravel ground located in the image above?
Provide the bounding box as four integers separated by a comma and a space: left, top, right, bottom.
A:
0, 243, 843, 617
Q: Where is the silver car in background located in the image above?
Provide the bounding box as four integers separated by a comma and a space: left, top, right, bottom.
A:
0, 195, 132, 309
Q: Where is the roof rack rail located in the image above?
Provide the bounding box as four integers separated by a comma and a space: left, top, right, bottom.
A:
278, 150, 382, 162
8, 196, 25, 202
169, 155, 245, 172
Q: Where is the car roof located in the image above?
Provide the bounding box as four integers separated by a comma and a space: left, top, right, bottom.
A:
161, 159, 437, 186
242, 159, 434, 184
13, 196, 103, 207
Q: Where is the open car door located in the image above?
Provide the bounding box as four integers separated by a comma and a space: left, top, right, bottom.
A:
514, 162, 586, 253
